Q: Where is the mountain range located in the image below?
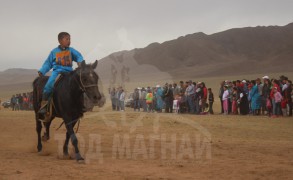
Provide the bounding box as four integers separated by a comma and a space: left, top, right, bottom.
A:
1, 23, 293, 87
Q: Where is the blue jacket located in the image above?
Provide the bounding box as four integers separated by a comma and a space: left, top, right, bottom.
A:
39, 46, 84, 75
250, 85, 261, 110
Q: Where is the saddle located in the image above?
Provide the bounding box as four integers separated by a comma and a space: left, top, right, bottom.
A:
39, 73, 66, 122
54, 73, 67, 88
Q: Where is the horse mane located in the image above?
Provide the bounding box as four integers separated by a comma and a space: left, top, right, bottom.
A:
32, 76, 49, 88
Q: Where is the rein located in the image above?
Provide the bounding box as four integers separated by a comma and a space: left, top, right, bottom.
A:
55, 68, 98, 133
75, 69, 98, 92
56, 118, 81, 133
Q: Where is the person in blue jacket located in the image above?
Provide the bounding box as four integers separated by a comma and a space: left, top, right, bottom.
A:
38, 32, 84, 115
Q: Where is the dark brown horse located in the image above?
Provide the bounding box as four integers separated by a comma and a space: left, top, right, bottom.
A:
33, 60, 102, 162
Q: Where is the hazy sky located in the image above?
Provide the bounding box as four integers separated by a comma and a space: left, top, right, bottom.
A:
0, 0, 292, 71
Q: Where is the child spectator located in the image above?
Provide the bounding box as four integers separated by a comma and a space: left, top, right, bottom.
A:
270, 79, 281, 116
146, 89, 154, 113
272, 87, 282, 118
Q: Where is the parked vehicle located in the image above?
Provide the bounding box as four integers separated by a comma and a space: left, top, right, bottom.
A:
2, 101, 11, 108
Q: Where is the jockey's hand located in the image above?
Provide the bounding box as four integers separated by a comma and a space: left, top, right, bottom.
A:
38, 71, 43, 77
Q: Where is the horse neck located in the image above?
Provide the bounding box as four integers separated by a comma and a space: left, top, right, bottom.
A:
68, 72, 84, 99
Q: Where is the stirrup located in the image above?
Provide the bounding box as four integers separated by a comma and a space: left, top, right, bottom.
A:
38, 101, 48, 114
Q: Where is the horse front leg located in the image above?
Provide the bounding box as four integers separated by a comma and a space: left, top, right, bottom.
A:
36, 114, 42, 152
65, 122, 84, 162
63, 131, 70, 159
42, 118, 53, 142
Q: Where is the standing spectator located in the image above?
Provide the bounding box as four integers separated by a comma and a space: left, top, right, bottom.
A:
194, 82, 202, 114
133, 88, 140, 111
242, 80, 249, 95
286, 80, 292, 116
281, 77, 288, 93
178, 81, 188, 113
155, 85, 163, 112
163, 83, 173, 113
291, 82, 293, 116
256, 78, 264, 115
227, 81, 233, 114
201, 82, 208, 112
23, 93, 29, 110
281, 77, 291, 116
208, 88, 214, 114
110, 88, 116, 111
185, 80, 195, 114
11, 95, 16, 111
115, 87, 121, 111
270, 79, 281, 116
239, 89, 249, 115
232, 87, 239, 114
119, 89, 125, 111
222, 85, 229, 115
272, 87, 282, 118
173, 83, 180, 98
250, 80, 261, 115
236, 80, 244, 92
173, 83, 182, 113
140, 87, 147, 112
247, 84, 253, 114
262, 76, 272, 116
146, 89, 154, 113
15, 94, 20, 111
219, 81, 225, 114
18, 94, 23, 110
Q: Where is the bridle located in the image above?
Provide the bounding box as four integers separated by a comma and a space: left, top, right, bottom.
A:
75, 68, 99, 92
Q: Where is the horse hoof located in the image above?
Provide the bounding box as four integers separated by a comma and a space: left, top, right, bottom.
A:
63, 154, 71, 160
77, 158, 85, 164
41, 136, 49, 142
75, 153, 85, 163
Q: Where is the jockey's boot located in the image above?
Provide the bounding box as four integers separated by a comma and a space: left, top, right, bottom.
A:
38, 94, 50, 122
38, 100, 48, 115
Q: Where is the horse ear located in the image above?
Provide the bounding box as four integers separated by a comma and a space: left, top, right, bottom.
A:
92, 60, 98, 69
80, 60, 86, 69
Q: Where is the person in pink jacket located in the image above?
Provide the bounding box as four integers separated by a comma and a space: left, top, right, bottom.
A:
222, 85, 230, 115
272, 87, 282, 118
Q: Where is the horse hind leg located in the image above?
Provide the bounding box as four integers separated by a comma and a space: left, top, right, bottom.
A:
62, 131, 71, 159
36, 114, 42, 152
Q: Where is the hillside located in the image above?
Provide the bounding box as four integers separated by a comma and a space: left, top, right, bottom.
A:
97, 23, 293, 85
0, 68, 38, 86
1, 23, 293, 88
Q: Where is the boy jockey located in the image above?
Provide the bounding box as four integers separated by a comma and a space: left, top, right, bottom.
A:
38, 32, 84, 117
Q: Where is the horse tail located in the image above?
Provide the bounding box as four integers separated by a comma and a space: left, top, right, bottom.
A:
32, 76, 49, 113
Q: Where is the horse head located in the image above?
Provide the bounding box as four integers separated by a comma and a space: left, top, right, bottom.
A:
77, 60, 103, 106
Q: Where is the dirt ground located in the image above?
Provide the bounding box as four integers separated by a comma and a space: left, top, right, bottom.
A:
0, 104, 293, 180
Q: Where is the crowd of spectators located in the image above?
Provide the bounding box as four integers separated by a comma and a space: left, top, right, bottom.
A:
109, 75, 292, 118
